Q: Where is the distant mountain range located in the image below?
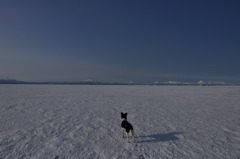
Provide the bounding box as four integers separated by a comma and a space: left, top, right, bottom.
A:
0, 79, 27, 84
0, 79, 235, 86
150, 80, 230, 86
0, 79, 128, 85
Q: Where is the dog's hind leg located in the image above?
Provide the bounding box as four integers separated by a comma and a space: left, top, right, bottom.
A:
131, 130, 135, 142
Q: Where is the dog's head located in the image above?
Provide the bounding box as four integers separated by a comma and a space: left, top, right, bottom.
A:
121, 112, 128, 120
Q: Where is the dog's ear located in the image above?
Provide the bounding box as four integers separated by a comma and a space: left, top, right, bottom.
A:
125, 113, 128, 116
121, 112, 123, 115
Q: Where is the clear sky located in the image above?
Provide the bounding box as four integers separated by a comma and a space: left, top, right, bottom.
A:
0, 0, 240, 83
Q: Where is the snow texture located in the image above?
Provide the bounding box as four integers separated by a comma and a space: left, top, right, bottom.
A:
0, 85, 240, 159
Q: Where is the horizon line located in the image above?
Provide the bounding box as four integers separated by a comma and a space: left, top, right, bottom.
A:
0, 78, 237, 86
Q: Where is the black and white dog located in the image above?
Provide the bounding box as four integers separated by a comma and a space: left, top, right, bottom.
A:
121, 112, 134, 142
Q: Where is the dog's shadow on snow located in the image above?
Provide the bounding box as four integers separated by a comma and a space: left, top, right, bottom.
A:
136, 132, 185, 143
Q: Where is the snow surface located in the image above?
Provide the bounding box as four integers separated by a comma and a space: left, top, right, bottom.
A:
0, 85, 240, 159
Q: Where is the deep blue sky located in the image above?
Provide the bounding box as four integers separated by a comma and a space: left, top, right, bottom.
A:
0, 0, 240, 83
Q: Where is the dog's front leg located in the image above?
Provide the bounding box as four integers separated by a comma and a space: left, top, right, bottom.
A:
126, 132, 129, 142
122, 128, 125, 138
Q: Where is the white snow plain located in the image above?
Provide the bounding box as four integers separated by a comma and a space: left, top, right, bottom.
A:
0, 85, 240, 159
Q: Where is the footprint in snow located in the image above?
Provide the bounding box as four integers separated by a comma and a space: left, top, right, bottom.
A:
54, 155, 60, 159
139, 155, 145, 159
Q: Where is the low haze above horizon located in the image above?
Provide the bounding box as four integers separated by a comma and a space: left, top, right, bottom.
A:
0, 0, 240, 83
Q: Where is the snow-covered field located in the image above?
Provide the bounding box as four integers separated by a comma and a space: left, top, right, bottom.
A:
0, 85, 240, 159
